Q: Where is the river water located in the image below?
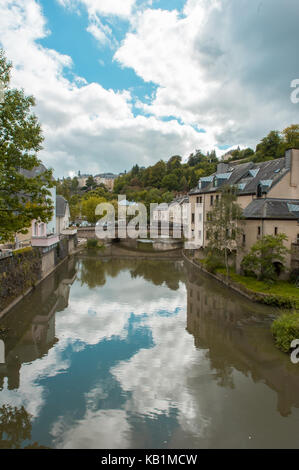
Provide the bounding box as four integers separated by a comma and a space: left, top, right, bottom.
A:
1, 253, 299, 449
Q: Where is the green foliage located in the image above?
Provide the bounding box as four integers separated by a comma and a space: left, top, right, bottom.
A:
282, 124, 299, 149
216, 268, 299, 308
0, 50, 54, 241
81, 196, 108, 224
241, 233, 289, 281
0, 405, 32, 449
113, 150, 217, 197
254, 130, 284, 161
87, 239, 100, 249
206, 186, 244, 278
202, 252, 225, 273
271, 311, 299, 352
12, 246, 33, 256
86, 175, 96, 189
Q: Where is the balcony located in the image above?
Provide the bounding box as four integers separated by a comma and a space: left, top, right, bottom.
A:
61, 228, 78, 236
31, 233, 59, 248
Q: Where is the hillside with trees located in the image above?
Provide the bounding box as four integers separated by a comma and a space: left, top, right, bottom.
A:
56, 124, 299, 223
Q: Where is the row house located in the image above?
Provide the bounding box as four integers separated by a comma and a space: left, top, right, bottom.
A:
188, 148, 299, 271
17, 165, 73, 250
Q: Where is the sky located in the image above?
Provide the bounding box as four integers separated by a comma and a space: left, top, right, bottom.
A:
0, 0, 298, 178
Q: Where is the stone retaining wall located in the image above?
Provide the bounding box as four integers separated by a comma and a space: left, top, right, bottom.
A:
0, 234, 78, 317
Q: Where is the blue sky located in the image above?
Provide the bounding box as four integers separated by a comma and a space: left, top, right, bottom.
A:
1, 0, 298, 176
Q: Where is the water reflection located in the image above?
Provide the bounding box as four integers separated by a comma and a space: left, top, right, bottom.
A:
186, 265, 299, 420
1, 255, 299, 448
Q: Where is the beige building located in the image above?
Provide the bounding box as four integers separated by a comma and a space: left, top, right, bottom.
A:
188, 148, 299, 272
94, 173, 117, 191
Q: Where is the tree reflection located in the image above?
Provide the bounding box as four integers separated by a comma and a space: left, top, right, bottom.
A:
79, 257, 185, 291
79, 259, 106, 288
0, 405, 32, 449
185, 265, 299, 416
130, 260, 184, 290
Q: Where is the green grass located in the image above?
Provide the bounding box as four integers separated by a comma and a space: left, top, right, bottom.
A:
216, 267, 299, 307
271, 311, 299, 352
13, 246, 33, 256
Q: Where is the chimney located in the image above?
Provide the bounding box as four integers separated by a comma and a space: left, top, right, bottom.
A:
286, 148, 299, 187
217, 162, 228, 174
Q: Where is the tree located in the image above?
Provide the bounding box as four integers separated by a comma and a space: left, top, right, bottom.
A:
167, 155, 182, 171
187, 150, 205, 166
282, 124, 299, 150
206, 186, 244, 280
254, 130, 284, 161
241, 233, 289, 281
86, 175, 96, 189
0, 50, 53, 241
161, 173, 179, 191
81, 196, 107, 224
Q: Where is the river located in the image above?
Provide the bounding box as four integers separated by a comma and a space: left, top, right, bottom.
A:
1, 252, 299, 449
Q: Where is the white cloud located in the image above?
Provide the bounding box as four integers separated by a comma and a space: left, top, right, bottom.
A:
58, 0, 136, 18
51, 409, 132, 449
111, 305, 210, 436
0, 0, 213, 177
2, 0, 297, 178
115, 0, 299, 148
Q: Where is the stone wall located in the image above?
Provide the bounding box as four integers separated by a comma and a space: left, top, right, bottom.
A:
0, 248, 42, 312
41, 249, 55, 278
0, 233, 78, 316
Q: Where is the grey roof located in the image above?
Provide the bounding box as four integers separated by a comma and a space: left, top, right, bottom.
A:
170, 196, 189, 206
189, 157, 288, 196
19, 163, 48, 179
244, 198, 299, 220
56, 195, 68, 217
94, 173, 118, 179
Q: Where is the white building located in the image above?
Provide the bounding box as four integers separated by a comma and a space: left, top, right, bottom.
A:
56, 195, 71, 233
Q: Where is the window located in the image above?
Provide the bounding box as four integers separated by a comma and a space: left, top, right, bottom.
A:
198, 230, 202, 239
242, 234, 246, 245
200, 196, 202, 204
210, 195, 214, 206
258, 226, 261, 237
274, 227, 278, 235
216, 195, 219, 204
196, 196, 200, 203
192, 213, 195, 223
297, 234, 299, 244
199, 213, 202, 222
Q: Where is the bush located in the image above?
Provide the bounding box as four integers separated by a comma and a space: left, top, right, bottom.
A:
202, 253, 225, 274
13, 246, 33, 256
271, 311, 299, 352
86, 239, 104, 250
87, 239, 99, 249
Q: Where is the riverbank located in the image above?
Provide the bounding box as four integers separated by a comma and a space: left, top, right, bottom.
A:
182, 250, 299, 309
0, 241, 85, 319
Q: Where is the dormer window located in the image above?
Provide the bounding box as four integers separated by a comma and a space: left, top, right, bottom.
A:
249, 169, 259, 178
